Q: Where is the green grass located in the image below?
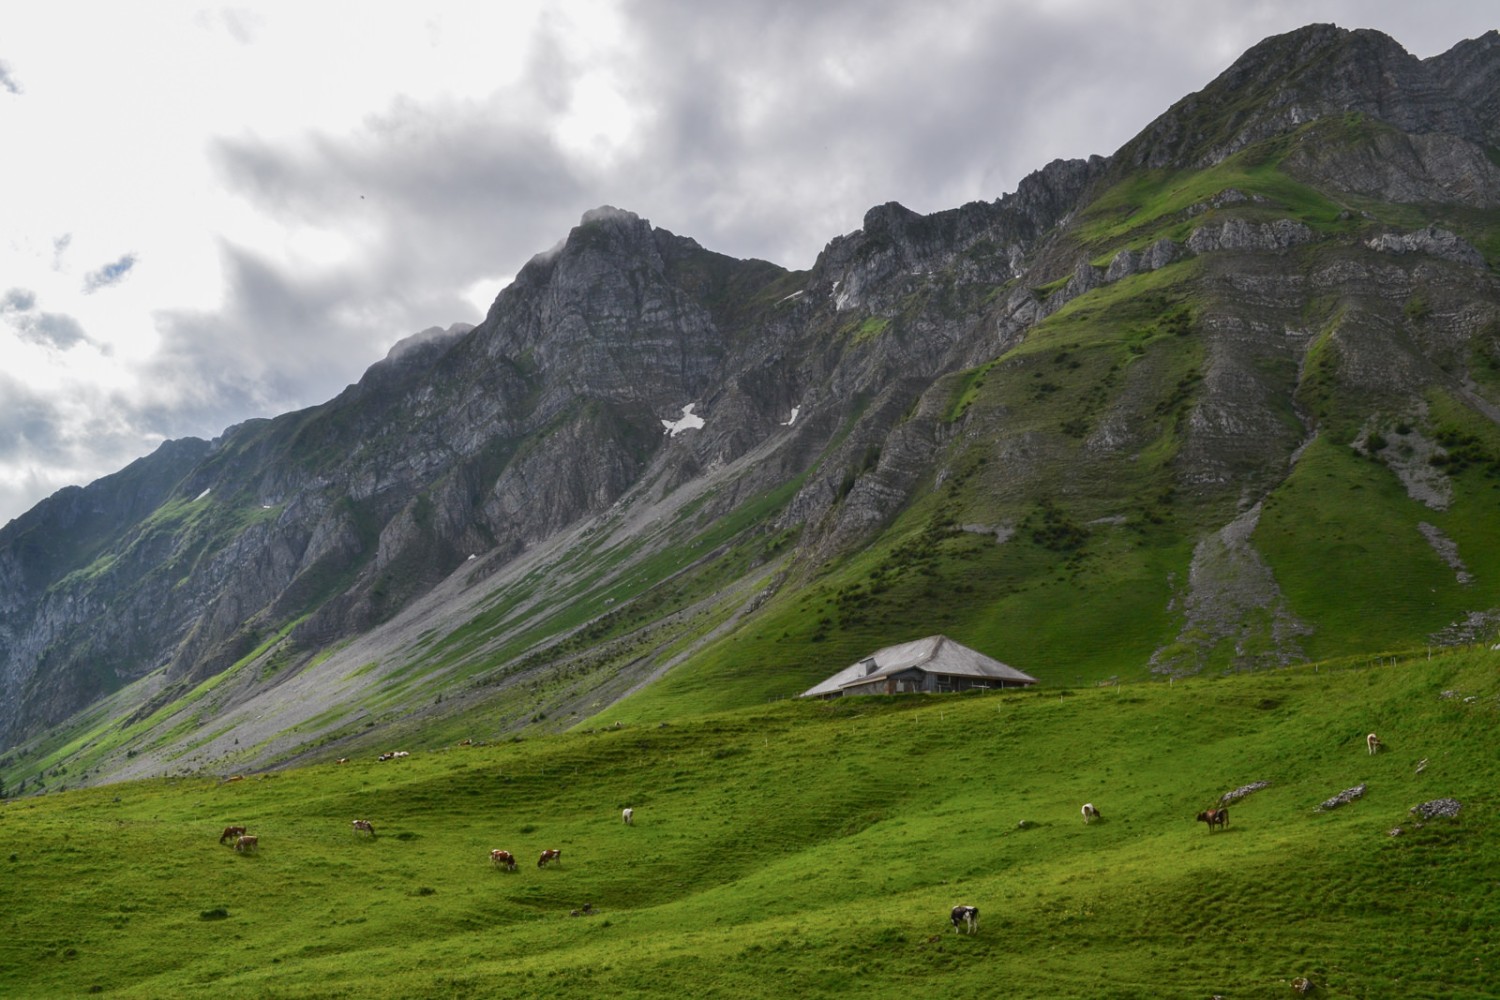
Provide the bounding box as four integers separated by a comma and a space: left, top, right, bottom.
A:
1, 650, 1496, 998
1256, 435, 1500, 660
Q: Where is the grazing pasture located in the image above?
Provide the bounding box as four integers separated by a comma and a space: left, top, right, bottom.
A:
0, 650, 1496, 998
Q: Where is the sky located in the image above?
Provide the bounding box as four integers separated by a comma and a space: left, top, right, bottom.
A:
0, 1, 1494, 527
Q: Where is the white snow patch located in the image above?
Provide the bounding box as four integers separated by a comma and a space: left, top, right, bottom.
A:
194, 488, 211, 501
781, 406, 801, 426
662, 403, 705, 437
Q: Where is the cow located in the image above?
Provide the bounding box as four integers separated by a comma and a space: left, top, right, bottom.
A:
1367, 732, 1382, 755
950, 905, 979, 934
234, 834, 259, 853
490, 849, 517, 871
1196, 807, 1229, 832
219, 825, 247, 844
352, 819, 376, 837
537, 848, 562, 868
622, 807, 634, 825
1081, 802, 1101, 824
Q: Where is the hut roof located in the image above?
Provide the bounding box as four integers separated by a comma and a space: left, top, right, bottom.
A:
799, 634, 1037, 697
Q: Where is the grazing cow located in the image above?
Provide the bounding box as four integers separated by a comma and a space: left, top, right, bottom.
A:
950, 905, 979, 934
1196, 807, 1229, 832
1367, 732, 1382, 755
537, 848, 562, 868
234, 834, 259, 853
1081, 802, 1101, 824
622, 807, 634, 826
490, 849, 517, 871
351, 819, 376, 837
219, 825, 247, 844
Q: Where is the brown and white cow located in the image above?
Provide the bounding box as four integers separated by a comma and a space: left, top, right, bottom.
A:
490, 849, 517, 871
537, 848, 562, 868
950, 904, 979, 934
1081, 802, 1101, 824
234, 834, 259, 853
1196, 807, 1229, 832
352, 819, 376, 837
1367, 732, 1382, 755
219, 825, 247, 844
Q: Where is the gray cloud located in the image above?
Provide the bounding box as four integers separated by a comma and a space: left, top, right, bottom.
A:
2, 288, 36, 312
82, 253, 138, 293
0, 368, 165, 528
2, 287, 92, 349
149, 239, 477, 436
0, 59, 20, 96
9, 311, 91, 350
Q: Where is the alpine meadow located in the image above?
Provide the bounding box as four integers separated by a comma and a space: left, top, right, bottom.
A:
3, 23, 1500, 1000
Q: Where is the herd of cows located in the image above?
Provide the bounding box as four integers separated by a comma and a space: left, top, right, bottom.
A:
214, 802, 616, 876
212, 733, 1390, 934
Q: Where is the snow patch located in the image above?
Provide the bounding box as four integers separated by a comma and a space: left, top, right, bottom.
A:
781, 406, 801, 426
194, 488, 211, 501
662, 403, 705, 437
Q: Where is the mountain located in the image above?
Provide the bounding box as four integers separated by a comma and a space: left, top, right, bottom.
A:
3, 24, 1499, 792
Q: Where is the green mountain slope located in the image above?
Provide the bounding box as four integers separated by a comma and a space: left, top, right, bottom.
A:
1, 651, 1495, 998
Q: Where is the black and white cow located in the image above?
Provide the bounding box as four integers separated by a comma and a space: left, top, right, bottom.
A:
950, 904, 979, 934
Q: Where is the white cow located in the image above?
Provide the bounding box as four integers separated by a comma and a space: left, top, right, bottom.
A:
622, 807, 634, 825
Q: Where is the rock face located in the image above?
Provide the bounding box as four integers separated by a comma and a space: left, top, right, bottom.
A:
1318, 784, 1367, 811
1409, 798, 1462, 820
2, 24, 1500, 772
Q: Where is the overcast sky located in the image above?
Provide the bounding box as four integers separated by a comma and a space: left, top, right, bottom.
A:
0, 1, 1493, 526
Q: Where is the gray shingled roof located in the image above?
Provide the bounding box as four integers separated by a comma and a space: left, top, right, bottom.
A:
799, 635, 1037, 697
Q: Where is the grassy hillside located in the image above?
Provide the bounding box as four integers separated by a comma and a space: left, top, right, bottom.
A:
2, 650, 1496, 999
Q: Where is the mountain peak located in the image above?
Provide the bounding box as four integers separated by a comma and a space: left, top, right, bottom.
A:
578, 204, 647, 229
1117, 23, 1490, 170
